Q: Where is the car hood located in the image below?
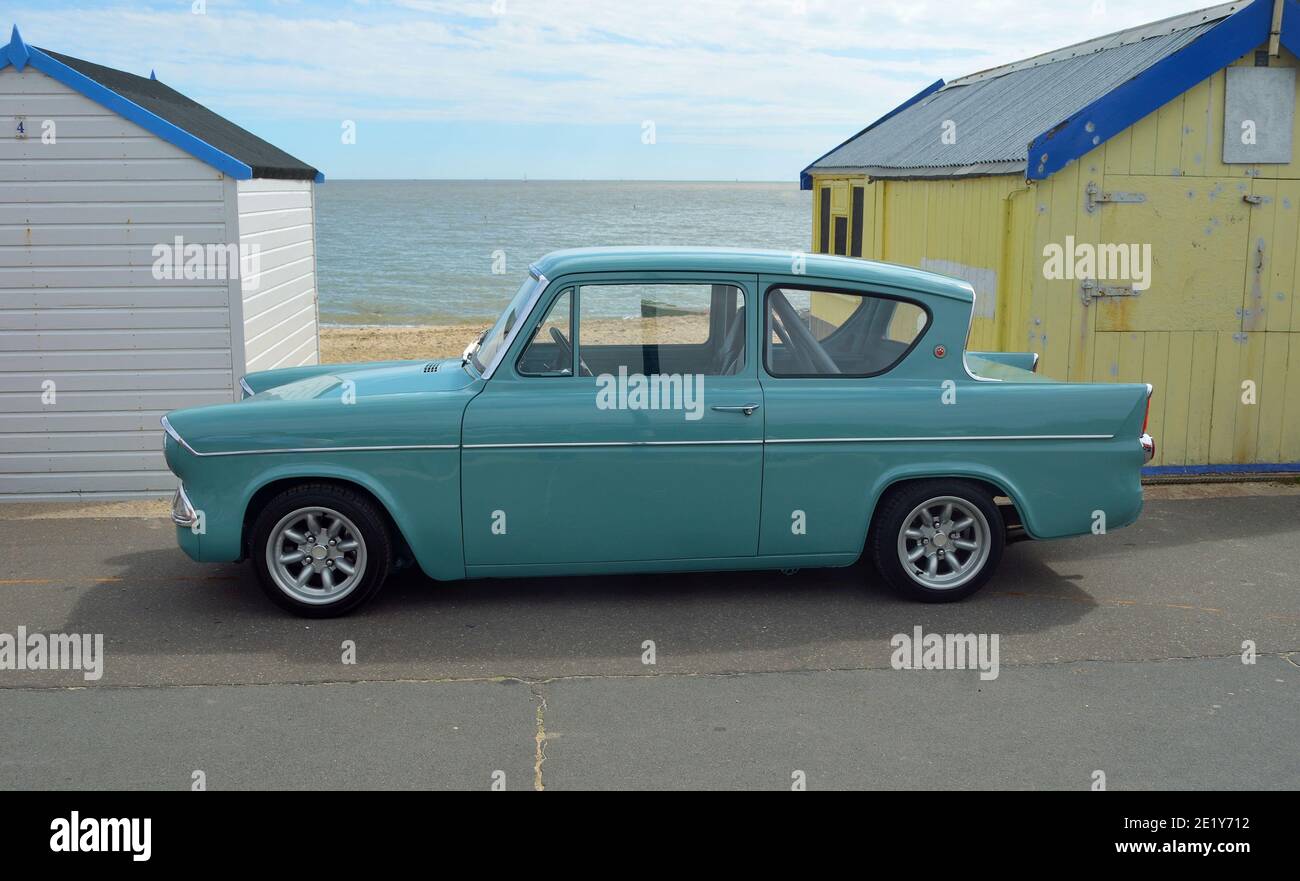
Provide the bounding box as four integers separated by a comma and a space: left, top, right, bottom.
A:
245, 358, 476, 400
164, 358, 479, 459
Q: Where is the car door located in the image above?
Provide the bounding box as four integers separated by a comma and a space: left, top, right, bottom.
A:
755, 273, 933, 557
460, 272, 763, 571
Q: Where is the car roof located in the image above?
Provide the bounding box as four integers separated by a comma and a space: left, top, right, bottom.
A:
529, 246, 975, 303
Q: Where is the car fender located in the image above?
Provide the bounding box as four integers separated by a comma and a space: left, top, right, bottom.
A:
867, 461, 1036, 538
234, 456, 466, 582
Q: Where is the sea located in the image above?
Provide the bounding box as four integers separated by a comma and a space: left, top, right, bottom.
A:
314, 180, 809, 325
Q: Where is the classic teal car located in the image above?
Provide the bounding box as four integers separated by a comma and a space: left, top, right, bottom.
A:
163, 247, 1154, 616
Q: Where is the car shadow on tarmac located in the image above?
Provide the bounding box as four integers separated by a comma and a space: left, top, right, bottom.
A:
61, 536, 1097, 682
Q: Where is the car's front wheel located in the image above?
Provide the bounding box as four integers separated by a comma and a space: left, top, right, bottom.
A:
250, 483, 392, 617
870, 479, 1004, 602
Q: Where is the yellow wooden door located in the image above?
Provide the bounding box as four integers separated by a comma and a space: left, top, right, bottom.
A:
1239, 179, 1300, 466
1092, 175, 1254, 467
1095, 175, 1250, 333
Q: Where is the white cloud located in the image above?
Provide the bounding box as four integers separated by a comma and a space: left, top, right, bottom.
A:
13, 0, 1217, 148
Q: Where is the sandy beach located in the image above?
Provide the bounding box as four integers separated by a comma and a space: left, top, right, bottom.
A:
319, 315, 711, 364
320, 324, 487, 363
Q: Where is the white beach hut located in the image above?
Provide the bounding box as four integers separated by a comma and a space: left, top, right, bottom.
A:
0, 26, 323, 499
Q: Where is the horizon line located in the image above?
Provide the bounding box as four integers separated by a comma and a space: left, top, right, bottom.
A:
314, 177, 799, 184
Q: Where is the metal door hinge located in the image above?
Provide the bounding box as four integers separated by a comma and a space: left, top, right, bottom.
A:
1080, 278, 1140, 305
1085, 182, 1146, 213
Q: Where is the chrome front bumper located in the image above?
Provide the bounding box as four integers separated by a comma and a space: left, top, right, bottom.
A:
1140, 433, 1155, 463
171, 484, 198, 527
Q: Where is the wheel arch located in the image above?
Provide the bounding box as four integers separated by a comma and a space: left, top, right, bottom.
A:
241, 472, 414, 565
866, 466, 1035, 539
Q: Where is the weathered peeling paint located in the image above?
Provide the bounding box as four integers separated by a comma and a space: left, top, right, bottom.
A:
807, 44, 1300, 470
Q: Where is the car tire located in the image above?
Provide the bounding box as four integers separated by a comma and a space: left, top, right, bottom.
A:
250, 483, 392, 617
870, 479, 1005, 603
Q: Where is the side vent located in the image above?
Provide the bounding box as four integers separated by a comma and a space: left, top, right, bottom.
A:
423, 361, 441, 373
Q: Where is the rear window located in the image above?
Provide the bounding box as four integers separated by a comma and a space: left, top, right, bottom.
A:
764, 286, 928, 377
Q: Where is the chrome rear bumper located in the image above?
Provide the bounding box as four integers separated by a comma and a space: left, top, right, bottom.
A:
1140, 433, 1155, 463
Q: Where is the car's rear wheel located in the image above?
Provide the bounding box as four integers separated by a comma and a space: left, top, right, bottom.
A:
250, 483, 392, 617
870, 479, 1004, 602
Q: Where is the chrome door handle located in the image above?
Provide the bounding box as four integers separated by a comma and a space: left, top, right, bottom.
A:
712, 403, 761, 416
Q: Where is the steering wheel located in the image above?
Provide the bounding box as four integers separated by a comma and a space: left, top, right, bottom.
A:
770, 291, 841, 375
549, 327, 591, 376
770, 312, 814, 373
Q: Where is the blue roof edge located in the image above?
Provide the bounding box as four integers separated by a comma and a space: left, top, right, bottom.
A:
4, 25, 29, 69
1027, 0, 1273, 180
1, 24, 257, 180
799, 78, 944, 190
1279, 0, 1300, 59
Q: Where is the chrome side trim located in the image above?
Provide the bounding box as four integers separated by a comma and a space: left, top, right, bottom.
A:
239, 377, 255, 398
467, 434, 1113, 450
162, 415, 1112, 457
207, 444, 461, 456
481, 270, 549, 381
1031, 352, 1040, 373
766, 434, 1114, 444
160, 418, 458, 457
186, 443, 459, 458
464, 439, 764, 449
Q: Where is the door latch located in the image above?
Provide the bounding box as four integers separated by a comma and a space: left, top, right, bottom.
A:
1085, 181, 1146, 213
1079, 278, 1140, 305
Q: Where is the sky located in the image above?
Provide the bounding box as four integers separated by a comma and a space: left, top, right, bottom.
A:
8, 0, 1226, 181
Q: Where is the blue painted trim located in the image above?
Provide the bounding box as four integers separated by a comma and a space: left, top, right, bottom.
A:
1279, 0, 1300, 57
1027, 0, 1272, 180
314, 170, 325, 183
1143, 462, 1300, 476
799, 78, 945, 190
7, 25, 30, 71
21, 45, 254, 179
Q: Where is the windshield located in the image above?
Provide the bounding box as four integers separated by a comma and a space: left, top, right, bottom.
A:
470, 274, 541, 375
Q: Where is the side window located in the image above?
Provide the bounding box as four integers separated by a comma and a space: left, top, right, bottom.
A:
577, 283, 745, 377
517, 288, 573, 376
765, 286, 927, 377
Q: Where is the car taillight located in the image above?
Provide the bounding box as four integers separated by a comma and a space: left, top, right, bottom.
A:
1142, 384, 1153, 434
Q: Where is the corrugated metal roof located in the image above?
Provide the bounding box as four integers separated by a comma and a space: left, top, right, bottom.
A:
809, 2, 1242, 178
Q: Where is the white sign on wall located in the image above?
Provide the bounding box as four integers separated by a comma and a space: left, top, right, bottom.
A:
1224, 66, 1295, 164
